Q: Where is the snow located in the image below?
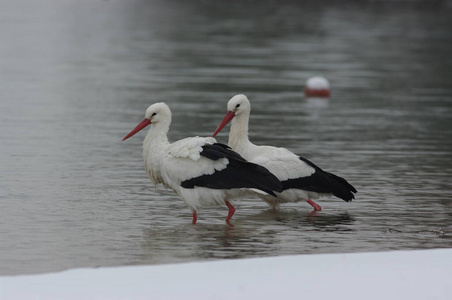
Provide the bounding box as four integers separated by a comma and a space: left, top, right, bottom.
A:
1, 249, 451, 300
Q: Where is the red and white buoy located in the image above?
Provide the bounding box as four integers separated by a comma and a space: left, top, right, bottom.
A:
304, 76, 331, 98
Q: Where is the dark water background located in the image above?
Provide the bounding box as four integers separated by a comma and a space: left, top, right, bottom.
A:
1, 0, 452, 275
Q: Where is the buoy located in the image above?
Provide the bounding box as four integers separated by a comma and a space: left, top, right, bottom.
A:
304, 76, 330, 98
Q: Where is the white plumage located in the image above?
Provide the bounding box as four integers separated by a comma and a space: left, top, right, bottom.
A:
122, 102, 282, 224
212, 94, 357, 211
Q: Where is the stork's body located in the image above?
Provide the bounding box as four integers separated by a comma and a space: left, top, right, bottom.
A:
123, 102, 282, 224
213, 94, 357, 211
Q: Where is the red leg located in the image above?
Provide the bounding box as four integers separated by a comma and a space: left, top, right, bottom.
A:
307, 199, 322, 211
192, 211, 197, 224
225, 201, 236, 223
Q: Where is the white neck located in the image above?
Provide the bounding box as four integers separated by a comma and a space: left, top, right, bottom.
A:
228, 110, 252, 152
143, 125, 169, 149
142, 122, 170, 184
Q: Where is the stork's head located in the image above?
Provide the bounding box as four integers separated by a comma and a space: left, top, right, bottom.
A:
144, 102, 172, 125
226, 94, 251, 116
122, 102, 172, 141
212, 94, 250, 137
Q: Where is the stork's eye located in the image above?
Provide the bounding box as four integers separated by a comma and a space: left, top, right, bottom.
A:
235, 104, 240, 108
151, 112, 157, 116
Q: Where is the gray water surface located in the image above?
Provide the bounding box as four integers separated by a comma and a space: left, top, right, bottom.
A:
1, 0, 452, 275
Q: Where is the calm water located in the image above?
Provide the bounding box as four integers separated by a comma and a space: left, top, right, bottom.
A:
1, 0, 452, 275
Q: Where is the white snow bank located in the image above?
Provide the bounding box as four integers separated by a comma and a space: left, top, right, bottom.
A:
1, 249, 451, 300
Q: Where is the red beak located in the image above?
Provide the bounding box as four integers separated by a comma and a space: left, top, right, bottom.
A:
122, 118, 151, 141
212, 110, 235, 137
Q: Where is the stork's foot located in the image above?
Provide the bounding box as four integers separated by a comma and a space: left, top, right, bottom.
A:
225, 201, 236, 223
307, 199, 322, 211
308, 210, 320, 217
192, 211, 198, 224
226, 220, 235, 227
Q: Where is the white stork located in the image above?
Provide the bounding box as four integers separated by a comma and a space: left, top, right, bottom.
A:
212, 94, 357, 211
122, 102, 282, 224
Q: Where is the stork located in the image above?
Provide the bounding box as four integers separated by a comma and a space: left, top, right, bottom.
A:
212, 94, 357, 212
122, 102, 282, 224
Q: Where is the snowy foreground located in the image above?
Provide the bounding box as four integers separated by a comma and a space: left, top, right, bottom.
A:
1, 249, 451, 300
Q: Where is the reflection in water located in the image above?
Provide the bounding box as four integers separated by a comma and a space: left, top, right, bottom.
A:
1, 0, 452, 275
141, 209, 356, 263
248, 209, 354, 230
142, 223, 279, 262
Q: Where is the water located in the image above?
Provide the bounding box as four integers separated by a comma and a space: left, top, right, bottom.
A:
1, 0, 452, 275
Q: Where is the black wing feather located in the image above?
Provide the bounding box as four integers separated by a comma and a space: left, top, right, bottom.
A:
181, 143, 282, 196
282, 156, 357, 202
